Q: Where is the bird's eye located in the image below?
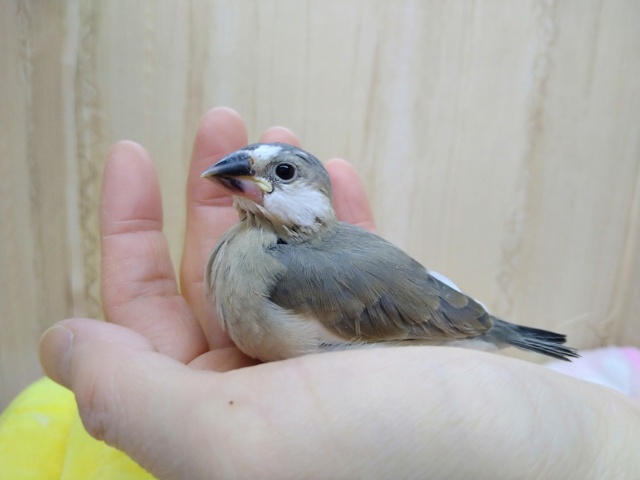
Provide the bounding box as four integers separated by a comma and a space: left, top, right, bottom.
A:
275, 163, 296, 181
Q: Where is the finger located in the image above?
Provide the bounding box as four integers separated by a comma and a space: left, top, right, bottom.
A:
188, 347, 260, 372
101, 141, 207, 362
259, 126, 301, 146
326, 158, 377, 232
180, 108, 249, 349
180, 110, 303, 349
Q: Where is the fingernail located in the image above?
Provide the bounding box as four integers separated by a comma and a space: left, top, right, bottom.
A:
39, 325, 74, 387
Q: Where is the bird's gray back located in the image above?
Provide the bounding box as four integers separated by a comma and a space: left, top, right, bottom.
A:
267, 222, 492, 342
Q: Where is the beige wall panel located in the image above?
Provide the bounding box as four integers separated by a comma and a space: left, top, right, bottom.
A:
1, 0, 639, 407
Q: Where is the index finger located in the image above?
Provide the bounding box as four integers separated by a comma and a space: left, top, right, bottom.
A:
180, 108, 248, 348
100, 142, 207, 362
179, 110, 303, 348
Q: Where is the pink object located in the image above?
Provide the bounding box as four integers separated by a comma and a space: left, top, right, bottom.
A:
546, 346, 640, 400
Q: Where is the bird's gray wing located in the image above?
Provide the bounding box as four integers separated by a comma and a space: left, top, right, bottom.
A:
267, 223, 492, 342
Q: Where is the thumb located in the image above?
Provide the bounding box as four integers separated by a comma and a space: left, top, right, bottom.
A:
39, 319, 222, 478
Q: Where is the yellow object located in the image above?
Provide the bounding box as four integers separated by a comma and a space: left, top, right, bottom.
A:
0, 377, 155, 479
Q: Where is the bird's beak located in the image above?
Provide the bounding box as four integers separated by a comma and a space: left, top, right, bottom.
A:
201, 151, 273, 203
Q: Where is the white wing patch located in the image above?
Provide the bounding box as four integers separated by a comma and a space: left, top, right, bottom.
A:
427, 269, 462, 292
427, 268, 490, 311
251, 144, 283, 161
264, 181, 332, 227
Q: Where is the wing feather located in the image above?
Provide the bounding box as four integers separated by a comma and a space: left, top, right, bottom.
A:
267, 223, 492, 342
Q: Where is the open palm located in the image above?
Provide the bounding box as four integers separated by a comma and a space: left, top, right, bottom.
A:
40, 108, 640, 479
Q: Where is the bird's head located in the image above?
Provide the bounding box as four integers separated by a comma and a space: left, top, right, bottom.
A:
202, 143, 335, 237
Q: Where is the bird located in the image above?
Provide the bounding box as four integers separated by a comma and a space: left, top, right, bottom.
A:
201, 143, 579, 363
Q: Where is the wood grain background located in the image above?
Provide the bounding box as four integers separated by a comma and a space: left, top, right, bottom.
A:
1, 0, 639, 409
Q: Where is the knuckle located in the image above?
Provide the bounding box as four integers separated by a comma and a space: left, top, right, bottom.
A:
74, 374, 118, 444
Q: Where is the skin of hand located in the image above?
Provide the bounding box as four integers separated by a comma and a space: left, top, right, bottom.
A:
39, 108, 640, 480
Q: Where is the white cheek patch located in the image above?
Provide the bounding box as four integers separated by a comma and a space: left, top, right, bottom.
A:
251, 145, 283, 161
264, 183, 332, 227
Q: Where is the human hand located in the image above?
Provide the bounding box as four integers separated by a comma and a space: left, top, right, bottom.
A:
94, 107, 375, 368
39, 108, 640, 479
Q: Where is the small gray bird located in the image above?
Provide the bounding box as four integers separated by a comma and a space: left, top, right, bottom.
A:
202, 143, 579, 363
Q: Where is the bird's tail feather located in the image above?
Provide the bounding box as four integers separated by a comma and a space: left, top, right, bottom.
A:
488, 319, 580, 362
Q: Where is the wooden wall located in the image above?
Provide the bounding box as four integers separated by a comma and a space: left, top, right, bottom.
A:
1, 0, 639, 409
